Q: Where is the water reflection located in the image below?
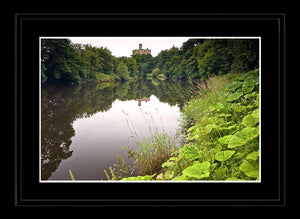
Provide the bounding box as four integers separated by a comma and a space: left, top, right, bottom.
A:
41, 79, 196, 180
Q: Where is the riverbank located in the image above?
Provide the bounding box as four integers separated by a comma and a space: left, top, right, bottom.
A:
109, 69, 260, 181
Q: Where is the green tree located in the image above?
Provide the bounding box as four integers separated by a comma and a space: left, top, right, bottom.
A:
184, 55, 199, 79
41, 39, 85, 84
115, 61, 130, 80
132, 54, 154, 77
118, 57, 138, 78
180, 39, 204, 53
97, 47, 115, 75
228, 39, 259, 73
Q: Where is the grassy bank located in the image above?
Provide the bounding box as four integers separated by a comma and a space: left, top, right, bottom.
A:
105, 69, 260, 181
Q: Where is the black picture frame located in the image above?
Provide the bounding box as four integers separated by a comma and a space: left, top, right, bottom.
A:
13, 12, 286, 207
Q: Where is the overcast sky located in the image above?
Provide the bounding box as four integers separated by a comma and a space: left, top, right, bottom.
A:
68, 37, 192, 57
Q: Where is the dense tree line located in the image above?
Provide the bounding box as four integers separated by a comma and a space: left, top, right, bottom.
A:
41, 38, 258, 84
137, 39, 258, 80
41, 39, 138, 84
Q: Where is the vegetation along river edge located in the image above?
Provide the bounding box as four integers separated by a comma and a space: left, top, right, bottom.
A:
41, 38, 259, 181
104, 69, 260, 181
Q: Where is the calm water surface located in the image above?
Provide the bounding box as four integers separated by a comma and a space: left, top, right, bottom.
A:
41, 79, 196, 181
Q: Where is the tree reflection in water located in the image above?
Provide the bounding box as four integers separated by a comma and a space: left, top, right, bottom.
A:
41, 79, 196, 180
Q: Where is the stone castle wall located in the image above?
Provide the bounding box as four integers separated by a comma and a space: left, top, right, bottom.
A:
132, 44, 151, 55
132, 49, 151, 55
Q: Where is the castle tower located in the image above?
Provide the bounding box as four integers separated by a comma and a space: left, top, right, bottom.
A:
133, 43, 151, 55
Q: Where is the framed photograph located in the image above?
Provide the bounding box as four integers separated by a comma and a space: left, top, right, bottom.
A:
14, 13, 286, 207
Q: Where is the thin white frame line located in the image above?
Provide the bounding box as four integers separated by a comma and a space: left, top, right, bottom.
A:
39, 37, 42, 182
39, 36, 261, 183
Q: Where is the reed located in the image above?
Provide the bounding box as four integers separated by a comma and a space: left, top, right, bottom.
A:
125, 131, 182, 175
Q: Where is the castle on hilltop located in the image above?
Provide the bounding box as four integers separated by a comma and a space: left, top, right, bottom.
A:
132, 44, 151, 55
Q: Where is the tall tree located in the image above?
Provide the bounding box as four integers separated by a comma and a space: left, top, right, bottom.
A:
41, 39, 84, 84
115, 61, 130, 80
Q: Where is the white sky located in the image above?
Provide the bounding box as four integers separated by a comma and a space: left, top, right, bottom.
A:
68, 37, 192, 57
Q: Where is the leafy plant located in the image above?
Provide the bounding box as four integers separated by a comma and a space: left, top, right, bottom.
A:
182, 161, 210, 179
154, 69, 260, 181
228, 127, 259, 148
215, 150, 235, 161
108, 69, 259, 181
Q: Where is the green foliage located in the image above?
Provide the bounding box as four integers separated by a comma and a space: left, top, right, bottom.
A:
242, 109, 259, 127
104, 155, 131, 180
124, 132, 181, 176
104, 167, 117, 180
154, 69, 259, 181
115, 61, 130, 80
157, 74, 166, 80
151, 68, 160, 76
182, 161, 210, 179
218, 135, 232, 144
41, 38, 258, 84
246, 151, 259, 160
117, 56, 138, 78
180, 39, 204, 53
215, 150, 235, 161
120, 174, 155, 181
228, 127, 259, 148
95, 72, 120, 82
239, 160, 259, 178
228, 91, 243, 102
132, 54, 154, 77
102, 69, 259, 181
41, 39, 84, 84
41, 39, 130, 84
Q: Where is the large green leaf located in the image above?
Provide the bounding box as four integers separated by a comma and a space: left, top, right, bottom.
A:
226, 81, 243, 92
161, 161, 170, 168
246, 151, 259, 160
172, 175, 187, 181
187, 125, 197, 133
239, 160, 259, 178
242, 114, 259, 127
243, 109, 259, 127
218, 135, 232, 144
180, 145, 199, 160
243, 79, 256, 87
228, 91, 243, 102
214, 144, 223, 153
242, 85, 254, 94
182, 161, 210, 179
228, 127, 259, 148
244, 92, 257, 99
215, 150, 235, 161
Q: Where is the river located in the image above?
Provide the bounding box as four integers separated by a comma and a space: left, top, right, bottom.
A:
41, 78, 196, 181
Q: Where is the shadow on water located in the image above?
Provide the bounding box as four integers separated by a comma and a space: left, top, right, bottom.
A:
41, 78, 197, 180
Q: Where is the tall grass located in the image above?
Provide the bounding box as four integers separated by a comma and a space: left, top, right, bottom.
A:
125, 131, 182, 175
105, 106, 183, 180
181, 73, 241, 130
122, 106, 183, 176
